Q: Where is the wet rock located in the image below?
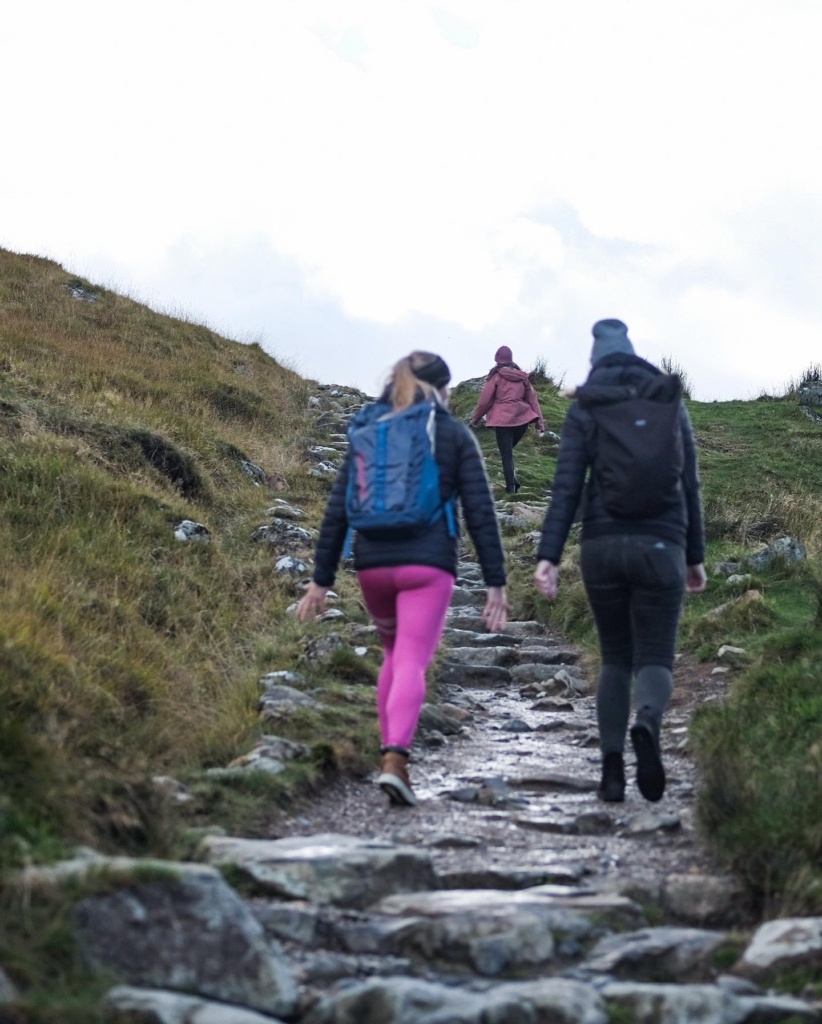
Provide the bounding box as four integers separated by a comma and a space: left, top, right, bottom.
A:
514, 816, 578, 835
492, 978, 607, 1024
199, 834, 438, 910
662, 873, 748, 927
302, 976, 536, 1024
444, 613, 487, 631
601, 982, 745, 1024
444, 645, 519, 668
574, 810, 615, 835
438, 663, 512, 687
418, 703, 465, 736
101, 985, 287, 1023
530, 697, 575, 712
437, 702, 474, 724
67, 864, 298, 1017
733, 916, 822, 984
581, 926, 729, 982
449, 588, 485, 608
441, 628, 522, 648
422, 833, 483, 849
499, 717, 533, 733
250, 899, 320, 945
511, 665, 587, 695
620, 812, 681, 837
517, 646, 580, 665
503, 621, 546, 637
437, 865, 591, 892
508, 771, 599, 793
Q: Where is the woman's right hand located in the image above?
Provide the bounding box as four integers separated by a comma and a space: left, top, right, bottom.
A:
482, 586, 510, 633
295, 581, 329, 622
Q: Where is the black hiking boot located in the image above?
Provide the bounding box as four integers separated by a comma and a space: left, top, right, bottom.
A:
598, 751, 625, 802
630, 706, 665, 802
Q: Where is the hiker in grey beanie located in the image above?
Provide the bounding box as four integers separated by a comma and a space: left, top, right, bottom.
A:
590, 319, 635, 366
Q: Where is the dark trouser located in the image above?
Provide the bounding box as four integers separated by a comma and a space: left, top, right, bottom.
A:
494, 424, 529, 491
580, 534, 686, 755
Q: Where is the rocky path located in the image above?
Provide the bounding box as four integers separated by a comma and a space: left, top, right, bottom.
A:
274, 556, 728, 911
9, 385, 820, 1024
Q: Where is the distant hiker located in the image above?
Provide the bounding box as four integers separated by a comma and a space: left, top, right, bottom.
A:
533, 319, 706, 804
297, 351, 508, 807
471, 345, 545, 494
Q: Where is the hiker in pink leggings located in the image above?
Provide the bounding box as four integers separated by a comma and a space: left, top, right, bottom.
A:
297, 351, 508, 807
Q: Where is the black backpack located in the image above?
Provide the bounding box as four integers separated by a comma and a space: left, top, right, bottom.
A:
576, 373, 684, 519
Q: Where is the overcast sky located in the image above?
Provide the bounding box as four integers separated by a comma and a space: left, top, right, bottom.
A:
2, 1, 821, 401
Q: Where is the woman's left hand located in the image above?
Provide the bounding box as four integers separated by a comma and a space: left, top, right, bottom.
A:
482, 585, 510, 633
295, 581, 330, 622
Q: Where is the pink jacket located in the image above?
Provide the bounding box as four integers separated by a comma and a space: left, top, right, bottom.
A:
471, 366, 545, 431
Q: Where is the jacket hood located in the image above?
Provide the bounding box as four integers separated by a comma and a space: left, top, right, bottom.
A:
495, 366, 529, 382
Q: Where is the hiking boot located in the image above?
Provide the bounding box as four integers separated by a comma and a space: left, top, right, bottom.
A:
630, 706, 665, 802
377, 746, 417, 807
598, 751, 625, 802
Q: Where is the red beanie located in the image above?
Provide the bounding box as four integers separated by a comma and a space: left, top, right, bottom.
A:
494, 345, 513, 364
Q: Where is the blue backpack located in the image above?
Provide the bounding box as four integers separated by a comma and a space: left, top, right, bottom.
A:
344, 399, 456, 541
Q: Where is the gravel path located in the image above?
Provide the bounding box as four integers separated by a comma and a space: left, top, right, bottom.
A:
272, 562, 728, 909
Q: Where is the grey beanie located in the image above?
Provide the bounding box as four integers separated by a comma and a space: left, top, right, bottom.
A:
590, 318, 635, 366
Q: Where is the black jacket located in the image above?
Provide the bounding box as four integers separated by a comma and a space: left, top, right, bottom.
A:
537, 353, 705, 566
312, 402, 506, 587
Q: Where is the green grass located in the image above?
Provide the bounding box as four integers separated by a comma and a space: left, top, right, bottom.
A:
2, 245, 822, 1005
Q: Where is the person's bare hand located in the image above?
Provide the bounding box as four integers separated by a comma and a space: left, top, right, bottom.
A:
295, 581, 329, 622
482, 585, 510, 633
534, 559, 559, 600
686, 563, 707, 594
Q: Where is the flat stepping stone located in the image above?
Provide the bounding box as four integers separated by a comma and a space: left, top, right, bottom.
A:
441, 629, 523, 648
199, 834, 437, 910
508, 772, 600, 793
437, 664, 512, 687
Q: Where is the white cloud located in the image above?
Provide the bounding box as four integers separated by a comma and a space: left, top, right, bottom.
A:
2, 0, 822, 400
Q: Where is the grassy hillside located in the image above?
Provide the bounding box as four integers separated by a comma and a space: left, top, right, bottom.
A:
2, 246, 821, 922
0, 249, 377, 867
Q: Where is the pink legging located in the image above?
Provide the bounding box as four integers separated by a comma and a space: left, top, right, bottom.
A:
357, 565, 454, 750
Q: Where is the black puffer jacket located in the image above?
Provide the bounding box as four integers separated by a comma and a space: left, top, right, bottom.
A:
312, 402, 506, 588
537, 353, 705, 566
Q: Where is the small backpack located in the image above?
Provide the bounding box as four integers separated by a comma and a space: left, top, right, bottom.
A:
344, 398, 456, 539
576, 373, 684, 519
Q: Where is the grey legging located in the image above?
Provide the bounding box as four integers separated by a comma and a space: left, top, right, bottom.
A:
580, 534, 686, 754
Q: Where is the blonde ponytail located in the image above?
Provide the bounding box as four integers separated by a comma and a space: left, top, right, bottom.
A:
386, 351, 439, 411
